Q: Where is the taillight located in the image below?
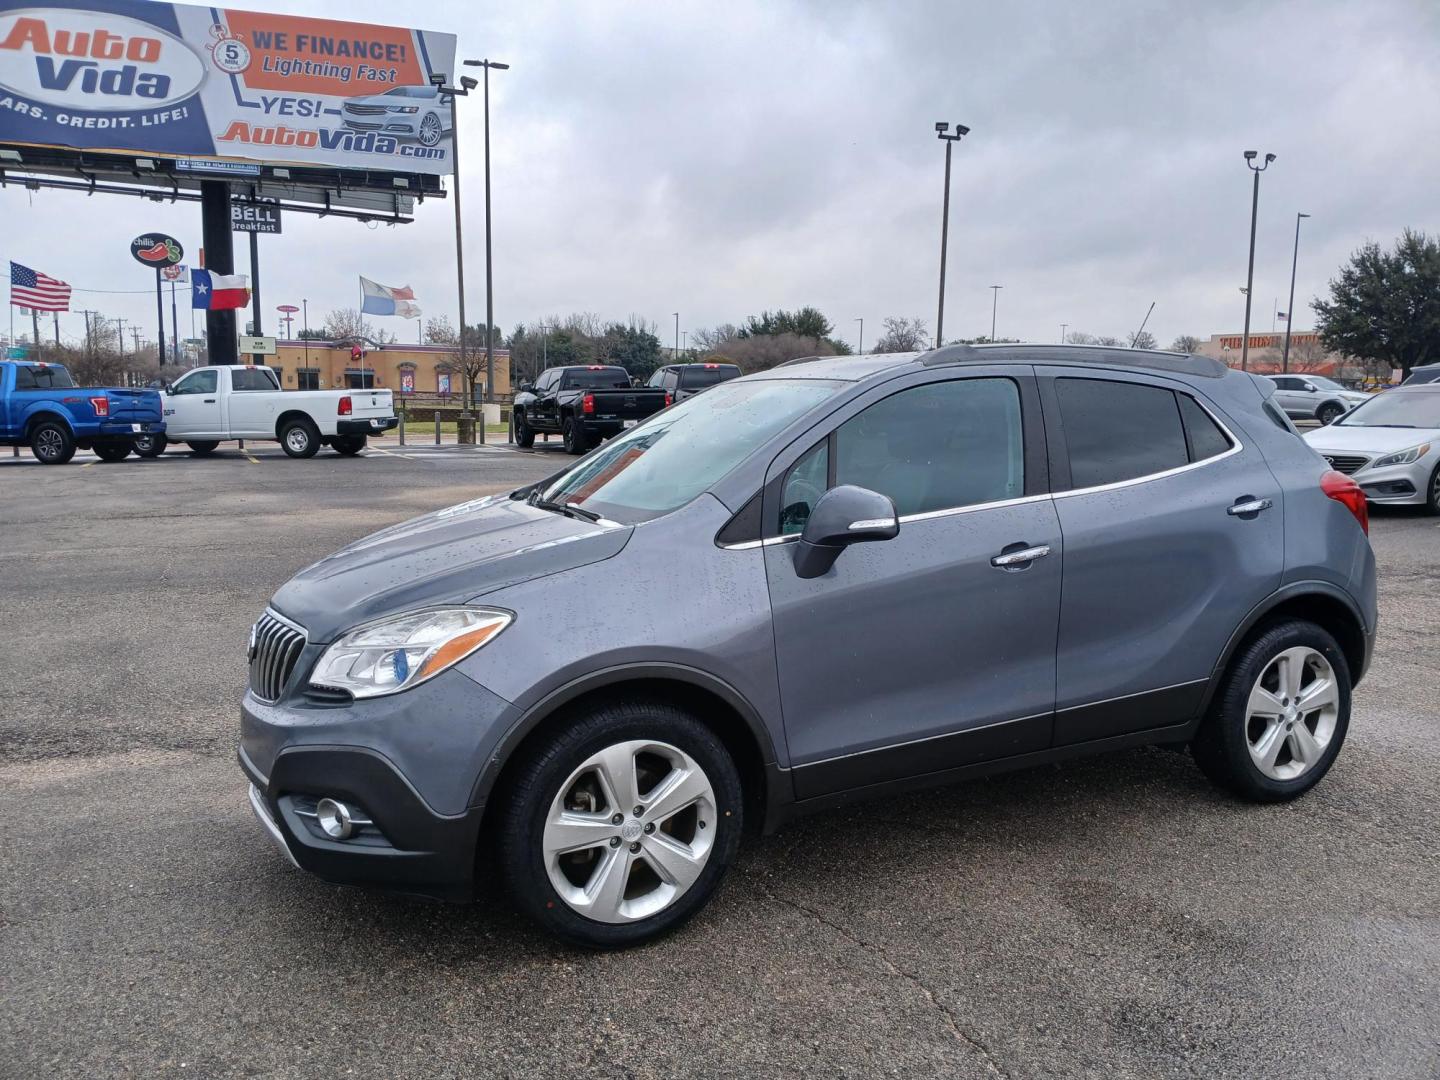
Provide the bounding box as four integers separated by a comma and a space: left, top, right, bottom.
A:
1320, 469, 1368, 535
664, 391, 673, 407
338, 396, 353, 416
90, 396, 108, 417
581, 392, 595, 415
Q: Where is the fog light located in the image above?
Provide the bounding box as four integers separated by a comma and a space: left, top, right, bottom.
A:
316, 798, 355, 840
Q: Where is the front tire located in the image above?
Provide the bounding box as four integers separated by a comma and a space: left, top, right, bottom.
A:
1192, 618, 1351, 802
133, 433, 167, 458
1425, 461, 1440, 516
93, 442, 131, 462
498, 700, 744, 948
186, 440, 219, 457
280, 420, 320, 458
30, 421, 75, 464
1316, 402, 1345, 426
513, 410, 535, 449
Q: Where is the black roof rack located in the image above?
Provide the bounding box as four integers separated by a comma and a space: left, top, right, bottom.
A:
918, 343, 1228, 379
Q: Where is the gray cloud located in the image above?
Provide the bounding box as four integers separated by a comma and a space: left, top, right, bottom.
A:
3, 0, 1436, 354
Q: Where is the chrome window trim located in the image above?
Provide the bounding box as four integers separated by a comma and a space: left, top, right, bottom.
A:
1054, 392, 1243, 500
898, 490, 1052, 525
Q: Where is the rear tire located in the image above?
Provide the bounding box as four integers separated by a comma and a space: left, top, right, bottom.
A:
332, 435, 366, 456
280, 420, 320, 458
93, 442, 131, 463
562, 416, 587, 455
133, 433, 167, 458
186, 440, 219, 457
498, 700, 744, 948
514, 410, 535, 449
1192, 618, 1351, 802
1316, 402, 1345, 426
30, 421, 75, 464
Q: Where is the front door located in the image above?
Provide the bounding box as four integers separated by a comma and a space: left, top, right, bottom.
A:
763, 371, 1062, 799
1037, 369, 1284, 742
164, 369, 222, 437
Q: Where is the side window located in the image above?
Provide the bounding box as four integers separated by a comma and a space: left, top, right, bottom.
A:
230, 368, 274, 391
663, 370, 680, 390
14, 365, 34, 389
1055, 378, 1188, 488
647, 368, 666, 387
1274, 377, 1300, 391
172, 370, 217, 396
835, 378, 1024, 517
1177, 394, 1233, 462
781, 441, 829, 535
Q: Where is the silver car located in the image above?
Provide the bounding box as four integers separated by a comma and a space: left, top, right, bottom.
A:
1265, 374, 1370, 425
340, 85, 451, 147
1304, 383, 1440, 512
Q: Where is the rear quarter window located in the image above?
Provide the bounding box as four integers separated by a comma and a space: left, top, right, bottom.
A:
1055, 378, 1189, 488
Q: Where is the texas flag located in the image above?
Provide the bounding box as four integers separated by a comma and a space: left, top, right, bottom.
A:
191, 269, 250, 310
360, 276, 421, 319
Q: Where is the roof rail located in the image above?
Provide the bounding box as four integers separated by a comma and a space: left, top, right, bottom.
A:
775, 354, 827, 368
918, 344, 983, 367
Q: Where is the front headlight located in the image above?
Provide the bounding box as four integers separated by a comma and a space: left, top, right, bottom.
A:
310, 607, 512, 699
1371, 443, 1431, 468
387, 105, 419, 114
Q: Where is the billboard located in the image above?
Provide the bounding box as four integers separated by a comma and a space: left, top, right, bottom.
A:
0, 2, 457, 176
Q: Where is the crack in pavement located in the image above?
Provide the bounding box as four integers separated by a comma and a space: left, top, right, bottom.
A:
748, 874, 1012, 1080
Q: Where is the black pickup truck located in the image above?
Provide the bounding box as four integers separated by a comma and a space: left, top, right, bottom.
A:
512, 365, 668, 454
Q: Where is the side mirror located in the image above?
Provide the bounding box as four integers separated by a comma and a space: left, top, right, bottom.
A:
1302, 383, 1317, 393
519, 383, 535, 394
793, 485, 899, 579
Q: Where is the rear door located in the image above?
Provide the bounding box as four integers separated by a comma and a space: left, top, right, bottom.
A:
225, 367, 281, 437
763, 368, 1062, 798
1037, 369, 1283, 742
533, 369, 560, 429
164, 369, 223, 437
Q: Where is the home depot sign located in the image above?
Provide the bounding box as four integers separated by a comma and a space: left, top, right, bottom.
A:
1217, 331, 1321, 350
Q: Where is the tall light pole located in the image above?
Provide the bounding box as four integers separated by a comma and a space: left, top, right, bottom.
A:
1060, 322, 1068, 344
673, 312, 679, 360
301, 299, 309, 371
463, 58, 509, 416
934, 121, 970, 348
1281, 212, 1311, 373
854, 317, 863, 354
435, 71, 480, 437
989, 284, 1003, 341
1239, 150, 1276, 371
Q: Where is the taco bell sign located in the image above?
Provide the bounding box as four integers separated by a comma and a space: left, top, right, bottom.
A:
0, 1, 456, 175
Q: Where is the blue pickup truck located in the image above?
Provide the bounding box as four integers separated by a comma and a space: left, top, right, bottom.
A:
0, 360, 166, 464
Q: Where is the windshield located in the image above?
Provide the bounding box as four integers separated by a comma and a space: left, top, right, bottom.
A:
539, 378, 842, 522
1336, 391, 1440, 428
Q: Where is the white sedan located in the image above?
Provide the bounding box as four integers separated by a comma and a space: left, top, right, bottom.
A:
1303, 384, 1440, 512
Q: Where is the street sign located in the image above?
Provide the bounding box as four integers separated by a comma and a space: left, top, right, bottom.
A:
276, 304, 300, 314
239, 336, 278, 356
233, 201, 282, 235
161, 264, 189, 283
130, 234, 184, 268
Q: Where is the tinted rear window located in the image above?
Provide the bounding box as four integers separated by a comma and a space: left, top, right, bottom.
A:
564, 369, 632, 389
13, 364, 75, 389
1056, 378, 1188, 488
1177, 394, 1233, 461
231, 367, 278, 391
680, 367, 737, 389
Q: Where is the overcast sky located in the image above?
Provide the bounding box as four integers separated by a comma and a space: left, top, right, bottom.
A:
3, 0, 1438, 353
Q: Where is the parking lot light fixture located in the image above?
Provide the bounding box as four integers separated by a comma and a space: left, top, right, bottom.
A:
989, 284, 1002, 341
934, 121, 970, 348
435, 73, 475, 431
1239, 150, 1276, 371
463, 58, 510, 417
855, 317, 863, 354
1281, 212, 1311, 373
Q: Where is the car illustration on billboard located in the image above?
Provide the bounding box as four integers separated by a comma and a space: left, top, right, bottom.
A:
340, 85, 451, 147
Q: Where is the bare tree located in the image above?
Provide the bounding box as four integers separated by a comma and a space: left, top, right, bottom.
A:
1171, 334, 1203, 353
1286, 338, 1332, 374
1066, 331, 1097, 344
1127, 329, 1158, 350
715, 332, 841, 372
872, 316, 929, 353
323, 308, 395, 345
691, 324, 740, 353
423, 314, 457, 345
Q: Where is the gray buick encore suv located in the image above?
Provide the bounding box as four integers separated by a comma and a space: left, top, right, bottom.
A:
241, 345, 1377, 948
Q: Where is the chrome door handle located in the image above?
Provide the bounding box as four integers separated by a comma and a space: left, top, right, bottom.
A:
1228, 498, 1273, 516
991, 544, 1051, 568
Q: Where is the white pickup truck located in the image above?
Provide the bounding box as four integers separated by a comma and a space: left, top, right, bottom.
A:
134, 365, 397, 458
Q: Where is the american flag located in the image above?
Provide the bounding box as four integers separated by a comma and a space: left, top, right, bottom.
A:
10, 262, 71, 312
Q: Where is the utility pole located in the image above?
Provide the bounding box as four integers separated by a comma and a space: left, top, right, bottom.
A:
1239, 150, 1276, 371
131, 328, 142, 355
989, 284, 1003, 341
854, 317, 863, 354
934, 121, 970, 348
1281, 212, 1310, 373
116, 318, 127, 359
1061, 322, 1068, 344
673, 312, 679, 360
80, 309, 97, 359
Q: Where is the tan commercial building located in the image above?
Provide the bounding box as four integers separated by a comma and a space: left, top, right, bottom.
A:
1193, 331, 1346, 376
262, 340, 511, 400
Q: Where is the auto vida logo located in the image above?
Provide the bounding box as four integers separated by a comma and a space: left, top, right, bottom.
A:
0, 9, 206, 110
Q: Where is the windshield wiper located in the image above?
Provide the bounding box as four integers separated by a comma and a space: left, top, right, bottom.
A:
529, 494, 602, 523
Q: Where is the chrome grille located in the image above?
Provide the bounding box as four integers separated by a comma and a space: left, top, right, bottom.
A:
345, 104, 386, 115
249, 610, 307, 702
1322, 453, 1369, 475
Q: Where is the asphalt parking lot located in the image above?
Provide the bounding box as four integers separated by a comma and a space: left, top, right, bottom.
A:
2, 448, 1438, 1079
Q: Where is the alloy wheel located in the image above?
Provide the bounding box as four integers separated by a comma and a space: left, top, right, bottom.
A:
35, 428, 62, 460
419, 114, 442, 147
1245, 646, 1340, 781
542, 739, 717, 923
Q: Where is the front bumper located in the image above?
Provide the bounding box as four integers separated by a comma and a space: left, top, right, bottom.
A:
239, 666, 515, 902
1355, 458, 1435, 505
337, 416, 398, 436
